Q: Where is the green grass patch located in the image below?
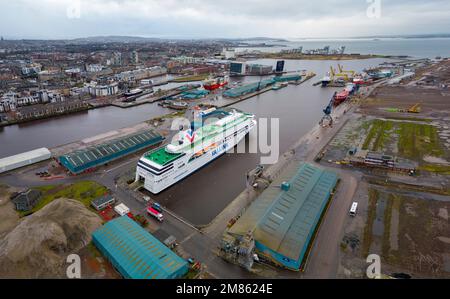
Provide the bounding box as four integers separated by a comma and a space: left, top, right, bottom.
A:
418, 164, 450, 175
34, 185, 59, 193
362, 119, 394, 151
383, 116, 433, 123
362, 189, 379, 257
397, 121, 444, 161
24, 181, 108, 217
362, 119, 446, 163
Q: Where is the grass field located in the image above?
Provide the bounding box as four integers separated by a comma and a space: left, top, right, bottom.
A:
418, 164, 450, 175
361, 188, 378, 257
24, 181, 108, 216
362, 119, 446, 164
362, 119, 394, 151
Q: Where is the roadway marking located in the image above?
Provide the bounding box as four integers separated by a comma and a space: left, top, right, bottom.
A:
102, 158, 138, 175
162, 207, 201, 233
179, 232, 197, 245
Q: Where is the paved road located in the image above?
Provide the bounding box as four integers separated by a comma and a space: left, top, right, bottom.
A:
0, 91, 364, 279
302, 170, 359, 278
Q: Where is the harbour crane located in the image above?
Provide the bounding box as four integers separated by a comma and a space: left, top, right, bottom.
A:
330, 66, 349, 81
319, 92, 337, 128
338, 64, 356, 77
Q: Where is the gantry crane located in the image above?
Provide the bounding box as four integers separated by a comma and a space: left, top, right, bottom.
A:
319, 92, 337, 127
338, 64, 356, 77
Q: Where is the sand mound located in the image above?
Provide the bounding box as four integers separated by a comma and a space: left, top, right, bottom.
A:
0, 198, 102, 278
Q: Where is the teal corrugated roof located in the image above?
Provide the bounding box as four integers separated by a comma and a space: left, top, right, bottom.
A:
92, 216, 188, 279
59, 130, 163, 174
228, 163, 338, 262
223, 79, 275, 97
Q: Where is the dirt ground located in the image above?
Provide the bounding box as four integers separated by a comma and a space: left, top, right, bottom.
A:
339, 183, 450, 278
0, 184, 20, 238
0, 185, 120, 279
320, 113, 450, 183
359, 60, 450, 118
77, 243, 121, 279
335, 59, 450, 279
359, 87, 450, 117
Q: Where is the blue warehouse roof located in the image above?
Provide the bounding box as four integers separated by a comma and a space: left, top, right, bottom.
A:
228, 163, 338, 270
59, 130, 164, 174
223, 79, 275, 98
92, 216, 188, 279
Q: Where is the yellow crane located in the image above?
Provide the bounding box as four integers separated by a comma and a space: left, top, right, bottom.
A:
338, 64, 356, 77
329, 66, 349, 81
408, 103, 421, 113
392, 103, 421, 113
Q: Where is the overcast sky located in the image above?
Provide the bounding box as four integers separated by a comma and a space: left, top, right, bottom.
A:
1, 0, 450, 39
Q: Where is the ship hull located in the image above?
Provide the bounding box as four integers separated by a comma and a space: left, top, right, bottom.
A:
203, 82, 228, 91
137, 118, 256, 194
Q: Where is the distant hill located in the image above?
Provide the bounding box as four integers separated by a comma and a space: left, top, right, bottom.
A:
353, 33, 450, 39
71, 35, 164, 43
69, 35, 288, 44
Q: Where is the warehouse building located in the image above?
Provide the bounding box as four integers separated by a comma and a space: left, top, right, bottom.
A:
11, 189, 42, 212
59, 130, 164, 174
246, 64, 273, 75
0, 148, 51, 174
92, 216, 189, 279
223, 79, 275, 98
273, 74, 302, 83
222, 163, 338, 271
91, 194, 115, 211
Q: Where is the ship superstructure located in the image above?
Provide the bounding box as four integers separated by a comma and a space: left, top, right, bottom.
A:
136, 108, 256, 194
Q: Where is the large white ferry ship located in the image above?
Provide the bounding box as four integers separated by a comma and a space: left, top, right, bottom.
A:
136, 108, 257, 194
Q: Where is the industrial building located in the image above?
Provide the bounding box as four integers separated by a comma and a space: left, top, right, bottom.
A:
11, 189, 42, 212
229, 62, 246, 75
91, 195, 115, 211
346, 148, 417, 173
180, 89, 209, 100
275, 60, 285, 73
59, 130, 164, 174
223, 79, 275, 98
222, 163, 338, 271
92, 216, 189, 279
246, 64, 273, 75
86, 81, 119, 97
0, 147, 52, 174
273, 74, 302, 83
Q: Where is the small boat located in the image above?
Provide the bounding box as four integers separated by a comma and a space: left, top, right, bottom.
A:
167, 101, 188, 110
272, 84, 282, 90
124, 88, 143, 97
321, 76, 331, 87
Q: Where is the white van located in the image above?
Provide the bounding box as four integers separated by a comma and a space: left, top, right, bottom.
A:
349, 202, 358, 216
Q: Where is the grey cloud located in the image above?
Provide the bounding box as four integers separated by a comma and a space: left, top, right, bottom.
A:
0, 0, 449, 39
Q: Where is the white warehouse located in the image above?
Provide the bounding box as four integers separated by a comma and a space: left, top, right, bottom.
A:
0, 148, 52, 174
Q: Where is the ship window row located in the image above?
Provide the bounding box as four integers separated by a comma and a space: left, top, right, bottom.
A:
139, 159, 174, 172
138, 163, 174, 176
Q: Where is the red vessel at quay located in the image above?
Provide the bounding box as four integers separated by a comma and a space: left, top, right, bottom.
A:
203, 76, 228, 91
334, 90, 349, 106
